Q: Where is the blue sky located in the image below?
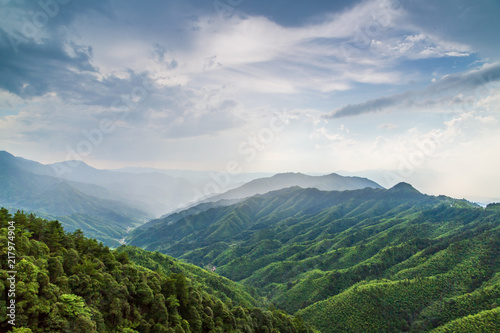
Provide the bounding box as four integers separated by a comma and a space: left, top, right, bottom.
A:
0, 0, 499, 202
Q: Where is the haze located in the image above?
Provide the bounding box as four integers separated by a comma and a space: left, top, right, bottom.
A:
1, 0, 499, 203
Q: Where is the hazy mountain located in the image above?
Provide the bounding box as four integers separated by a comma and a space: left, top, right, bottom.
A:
0, 151, 150, 246
200, 172, 383, 203
0, 150, 210, 218
2, 150, 281, 245
50, 160, 197, 215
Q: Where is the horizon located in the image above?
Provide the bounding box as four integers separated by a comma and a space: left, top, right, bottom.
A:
1, 0, 499, 204
2, 149, 498, 205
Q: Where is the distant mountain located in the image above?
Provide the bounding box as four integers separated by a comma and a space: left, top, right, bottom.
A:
127, 184, 500, 332
1, 151, 198, 215
49, 160, 197, 216
4, 150, 286, 246
201, 172, 383, 203
0, 151, 149, 246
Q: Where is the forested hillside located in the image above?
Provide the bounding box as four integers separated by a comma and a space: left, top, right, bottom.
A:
128, 184, 500, 332
0, 208, 315, 332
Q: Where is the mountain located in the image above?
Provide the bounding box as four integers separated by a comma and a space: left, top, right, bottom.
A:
201, 172, 383, 203
127, 184, 500, 332
0, 208, 315, 332
126, 183, 421, 252
129, 172, 382, 233
49, 160, 197, 216
0, 151, 150, 247
133, 198, 243, 233
1, 151, 235, 246
1, 150, 206, 216
114, 167, 274, 184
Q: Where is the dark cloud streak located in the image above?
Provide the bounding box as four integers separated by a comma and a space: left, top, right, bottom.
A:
324, 63, 500, 119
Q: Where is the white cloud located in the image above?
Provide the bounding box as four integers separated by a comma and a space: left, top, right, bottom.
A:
312, 126, 356, 147
1, 0, 498, 202
114, 0, 472, 96
370, 33, 471, 60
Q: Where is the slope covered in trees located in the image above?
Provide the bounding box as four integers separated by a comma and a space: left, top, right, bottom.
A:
0, 208, 315, 332
128, 184, 500, 332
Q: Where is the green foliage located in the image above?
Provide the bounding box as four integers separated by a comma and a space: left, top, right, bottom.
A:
0, 208, 316, 333
128, 186, 499, 332
429, 307, 500, 333
2, 182, 499, 333
486, 202, 500, 211
115, 246, 259, 308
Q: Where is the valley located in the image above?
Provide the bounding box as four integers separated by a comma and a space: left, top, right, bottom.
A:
1, 151, 499, 332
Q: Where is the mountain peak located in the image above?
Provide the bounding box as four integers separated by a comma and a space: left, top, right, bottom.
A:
0, 150, 16, 160
197, 172, 382, 204
272, 172, 306, 178
324, 172, 341, 177
50, 159, 92, 168
389, 182, 420, 193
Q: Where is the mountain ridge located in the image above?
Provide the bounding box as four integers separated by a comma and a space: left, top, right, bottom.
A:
0, 151, 157, 246
197, 171, 383, 205
126, 183, 455, 253
126, 183, 499, 332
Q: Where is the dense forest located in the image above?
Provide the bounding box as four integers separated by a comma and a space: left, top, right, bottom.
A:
128, 185, 500, 332
0, 208, 315, 332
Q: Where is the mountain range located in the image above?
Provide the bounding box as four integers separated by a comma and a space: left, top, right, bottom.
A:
0, 151, 384, 247
127, 183, 500, 332
202, 172, 382, 202
0, 151, 152, 246
2, 150, 500, 332
0, 151, 224, 246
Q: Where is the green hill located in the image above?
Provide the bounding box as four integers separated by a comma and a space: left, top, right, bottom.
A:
128, 184, 500, 332
0, 208, 316, 332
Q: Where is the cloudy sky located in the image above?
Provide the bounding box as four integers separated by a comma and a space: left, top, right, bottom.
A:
1, 0, 499, 202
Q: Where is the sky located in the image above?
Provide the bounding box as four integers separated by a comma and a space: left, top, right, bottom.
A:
0, 0, 499, 202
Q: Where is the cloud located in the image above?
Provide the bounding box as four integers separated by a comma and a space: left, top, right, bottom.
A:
143, 0, 474, 96
0, 27, 166, 110
370, 33, 471, 60
0, 0, 499, 200
314, 127, 355, 145
400, 0, 500, 60
0, 0, 113, 44
0, 0, 480, 111
326, 94, 407, 118
324, 62, 500, 118
0, 31, 95, 96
